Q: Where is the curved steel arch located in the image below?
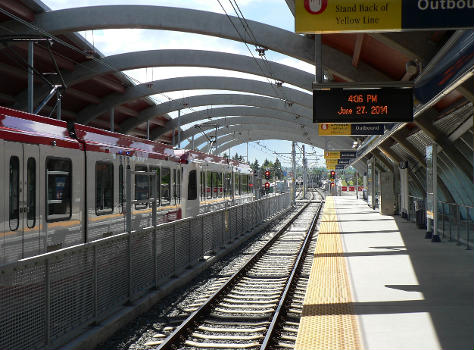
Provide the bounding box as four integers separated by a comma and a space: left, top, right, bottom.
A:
200, 130, 321, 154
181, 116, 310, 147
160, 106, 314, 141
15, 49, 314, 110
74, 76, 312, 125
5, 5, 388, 82
211, 132, 352, 155
194, 124, 351, 152
120, 93, 312, 133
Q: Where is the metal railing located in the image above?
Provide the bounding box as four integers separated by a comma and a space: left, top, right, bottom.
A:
0, 193, 290, 350
407, 195, 424, 223
436, 200, 473, 250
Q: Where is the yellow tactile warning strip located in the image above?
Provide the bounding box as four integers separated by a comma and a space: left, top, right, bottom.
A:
295, 196, 362, 350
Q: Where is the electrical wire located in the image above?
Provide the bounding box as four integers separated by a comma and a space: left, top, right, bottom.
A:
0, 7, 184, 111
215, 0, 290, 105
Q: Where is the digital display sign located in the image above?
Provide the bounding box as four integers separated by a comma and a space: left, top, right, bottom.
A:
313, 83, 413, 123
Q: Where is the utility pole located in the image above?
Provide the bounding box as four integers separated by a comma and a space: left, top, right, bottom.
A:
303, 145, 307, 199
292, 141, 296, 205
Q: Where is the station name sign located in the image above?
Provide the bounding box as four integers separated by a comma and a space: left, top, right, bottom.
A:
296, 0, 474, 33
314, 83, 413, 124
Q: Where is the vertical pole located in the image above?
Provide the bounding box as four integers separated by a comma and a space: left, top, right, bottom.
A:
172, 129, 175, 147
56, 90, 62, 120
28, 41, 34, 113
152, 172, 157, 288
45, 258, 51, 345
303, 145, 307, 199
177, 109, 181, 149
110, 107, 115, 132
191, 135, 195, 150
126, 166, 131, 234
466, 207, 471, 250
315, 35, 323, 84
146, 120, 150, 140
126, 166, 132, 302
292, 141, 296, 205
432, 144, 440, 242
247, 141, 249, 163
93, 245, 98, 323
356, 172, 359, 199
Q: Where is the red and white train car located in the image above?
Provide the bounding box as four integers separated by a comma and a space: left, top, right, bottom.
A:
0, 106, 253, 265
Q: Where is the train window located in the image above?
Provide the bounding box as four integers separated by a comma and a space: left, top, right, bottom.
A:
188, 170, 197, 200
235, 173, 240, 195
206, 172, 213, 199
241, 174, 248, 194
150, 166, 160, 205
217, 172, 223, 198
119, 164, 124, 213
161, 167, 171, 206
224, 172, 232, 198
135, 165, 149, 209
172, 169, 177, 205
173, 168, 181, 204
96, 162, 114, 215
46, 158, 72, 222
9, 156, 20, 231
200, 171, 206, 201
211, 172, 217, 198
27, 157, 36, 228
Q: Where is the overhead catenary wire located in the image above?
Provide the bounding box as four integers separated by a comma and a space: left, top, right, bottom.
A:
216, 0, 291, 105
0, 7, 186, 112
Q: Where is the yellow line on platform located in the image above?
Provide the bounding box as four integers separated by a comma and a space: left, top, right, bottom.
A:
295, 196, 362, 350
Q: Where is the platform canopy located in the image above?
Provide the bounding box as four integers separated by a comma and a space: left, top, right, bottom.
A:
0, 0, 472, 204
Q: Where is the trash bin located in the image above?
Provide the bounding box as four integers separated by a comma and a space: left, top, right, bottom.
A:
415, 200, 426, 229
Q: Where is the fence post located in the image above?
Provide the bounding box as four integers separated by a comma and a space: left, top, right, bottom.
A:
152, 174, 158, 289
127, 167, 133, 302
456, 205, 461, 245
467, 207, 471, 250
45, 257, 51, 346
442, 202, 445, 239
449, 204, 453, 241
93, 245, 98, 323
201, 216, 205, 259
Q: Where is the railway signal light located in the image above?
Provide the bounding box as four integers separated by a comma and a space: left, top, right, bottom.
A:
330, 170, 336, 180
264, 170, 271, 180
264, 182, 270, 192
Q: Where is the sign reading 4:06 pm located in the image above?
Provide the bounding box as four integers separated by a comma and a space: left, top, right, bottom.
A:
313, 83, 413, 123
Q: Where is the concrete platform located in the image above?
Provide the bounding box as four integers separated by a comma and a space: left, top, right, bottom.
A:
296, 195, 473, 350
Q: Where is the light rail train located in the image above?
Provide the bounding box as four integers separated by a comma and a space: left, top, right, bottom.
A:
0, 106, 254, 265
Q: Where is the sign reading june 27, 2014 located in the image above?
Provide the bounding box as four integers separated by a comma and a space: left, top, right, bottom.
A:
296, 0, 474, 33
314, 83, 413, 123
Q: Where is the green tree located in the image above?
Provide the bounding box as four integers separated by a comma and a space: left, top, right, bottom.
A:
251, 159, 260, 173
272, 158, 283, 180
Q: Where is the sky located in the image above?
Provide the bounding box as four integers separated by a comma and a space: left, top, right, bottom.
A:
41, 0, 325, 168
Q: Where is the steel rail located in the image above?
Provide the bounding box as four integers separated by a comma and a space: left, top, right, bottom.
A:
157, 197, 315, 350
260, 192, 324, 349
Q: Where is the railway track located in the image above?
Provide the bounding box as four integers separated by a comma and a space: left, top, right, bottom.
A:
141, 191, 324, 350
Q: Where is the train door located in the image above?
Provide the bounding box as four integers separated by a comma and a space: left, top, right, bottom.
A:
2, 142, 40, 264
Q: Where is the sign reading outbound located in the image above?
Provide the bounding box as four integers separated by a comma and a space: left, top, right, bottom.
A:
296, 0, 474, 33
318, 123, 385, 136
314, 84, 413, 123
324, 151, 357, 159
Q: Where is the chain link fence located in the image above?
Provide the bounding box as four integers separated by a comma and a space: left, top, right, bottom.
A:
0, 193, 290, 350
